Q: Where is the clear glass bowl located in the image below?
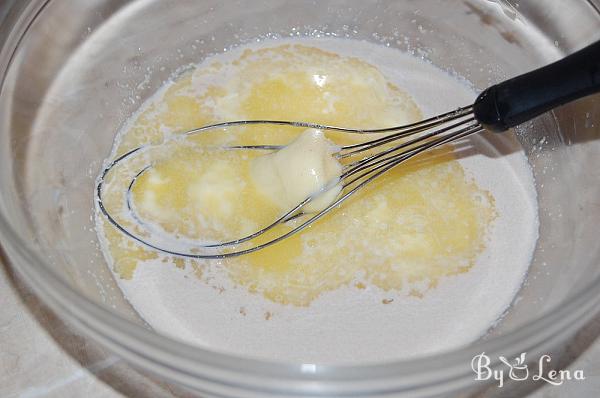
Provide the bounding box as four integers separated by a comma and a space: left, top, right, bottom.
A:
1, 1, 600, 396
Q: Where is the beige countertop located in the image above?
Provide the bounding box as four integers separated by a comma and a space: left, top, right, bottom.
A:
1, 254, 599, 398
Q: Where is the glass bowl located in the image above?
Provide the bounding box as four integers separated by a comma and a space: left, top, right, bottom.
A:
1, 0, 600, 396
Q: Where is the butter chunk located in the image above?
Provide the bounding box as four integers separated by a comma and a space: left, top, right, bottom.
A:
251, 129, 343, 213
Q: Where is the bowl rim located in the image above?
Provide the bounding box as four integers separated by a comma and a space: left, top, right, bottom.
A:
2, 0, 600, 395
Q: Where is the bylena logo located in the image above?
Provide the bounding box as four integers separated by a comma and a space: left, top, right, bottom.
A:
471, 352, 585, 388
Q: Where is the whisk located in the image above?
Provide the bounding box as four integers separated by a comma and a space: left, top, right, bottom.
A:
97, 40, 600, 259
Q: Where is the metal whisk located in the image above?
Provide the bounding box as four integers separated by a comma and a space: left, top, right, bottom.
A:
97, 40, 600, 259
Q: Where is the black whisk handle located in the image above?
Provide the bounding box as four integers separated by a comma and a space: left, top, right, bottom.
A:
474, 39, 600, 132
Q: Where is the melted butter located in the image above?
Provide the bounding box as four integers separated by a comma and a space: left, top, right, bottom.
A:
98, 44, 496, 306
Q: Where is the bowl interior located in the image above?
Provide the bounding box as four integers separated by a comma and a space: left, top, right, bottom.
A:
2, 0, 600, 369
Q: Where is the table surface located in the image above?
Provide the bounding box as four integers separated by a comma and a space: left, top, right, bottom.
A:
1, 255, 599, 398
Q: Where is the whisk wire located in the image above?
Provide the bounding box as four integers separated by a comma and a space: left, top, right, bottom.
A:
342, 115, 477, 178
96, 107, 481, 259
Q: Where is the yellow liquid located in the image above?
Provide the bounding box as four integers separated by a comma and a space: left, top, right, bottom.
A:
99, 44, 496, 306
